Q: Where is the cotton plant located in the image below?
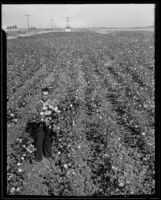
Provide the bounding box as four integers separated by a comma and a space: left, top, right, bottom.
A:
7, 132, 37, 195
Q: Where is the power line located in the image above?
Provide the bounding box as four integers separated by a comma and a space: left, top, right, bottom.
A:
25, 15, 30, 31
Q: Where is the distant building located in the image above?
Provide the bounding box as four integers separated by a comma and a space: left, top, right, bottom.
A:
7, 25, 17, 29
29, 27, 37, 30
65, 26, 71, 32
65, 17, 72, 32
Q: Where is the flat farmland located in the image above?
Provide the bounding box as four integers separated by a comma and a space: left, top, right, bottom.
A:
7, 31, 155, 196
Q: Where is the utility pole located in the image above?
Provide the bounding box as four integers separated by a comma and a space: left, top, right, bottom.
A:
51, 18, 54, 30
25, 15, 30, 31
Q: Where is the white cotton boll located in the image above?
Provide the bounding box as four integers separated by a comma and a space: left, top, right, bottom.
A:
49, 105, 54, 109
119, 182, 124, 187
45, 111, 51, 115
56, 108, 61, 113
10, 187, 16, 193
16, 187, 20, 192
18, 168, 23, 173
54, 107, 58, 111
43, 106, 48, 111
64, 164, 68, 169
112, 166, 117, 171
40, 112, 44, 116
17, 163, 21, 166
27, 148, 32, 153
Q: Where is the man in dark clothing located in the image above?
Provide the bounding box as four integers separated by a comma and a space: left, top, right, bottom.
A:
35, 123, 52, 161
33, 87, 60, 162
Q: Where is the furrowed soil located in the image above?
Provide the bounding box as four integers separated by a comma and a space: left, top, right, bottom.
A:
7, 31, 155, 196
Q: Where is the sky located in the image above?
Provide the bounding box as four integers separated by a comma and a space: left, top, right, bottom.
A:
2, 4, 155, 29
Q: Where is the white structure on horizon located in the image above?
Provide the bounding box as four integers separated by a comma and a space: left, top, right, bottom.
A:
65, 17, 71, 32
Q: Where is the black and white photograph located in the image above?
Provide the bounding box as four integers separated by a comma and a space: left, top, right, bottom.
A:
2, 3, 155, 197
